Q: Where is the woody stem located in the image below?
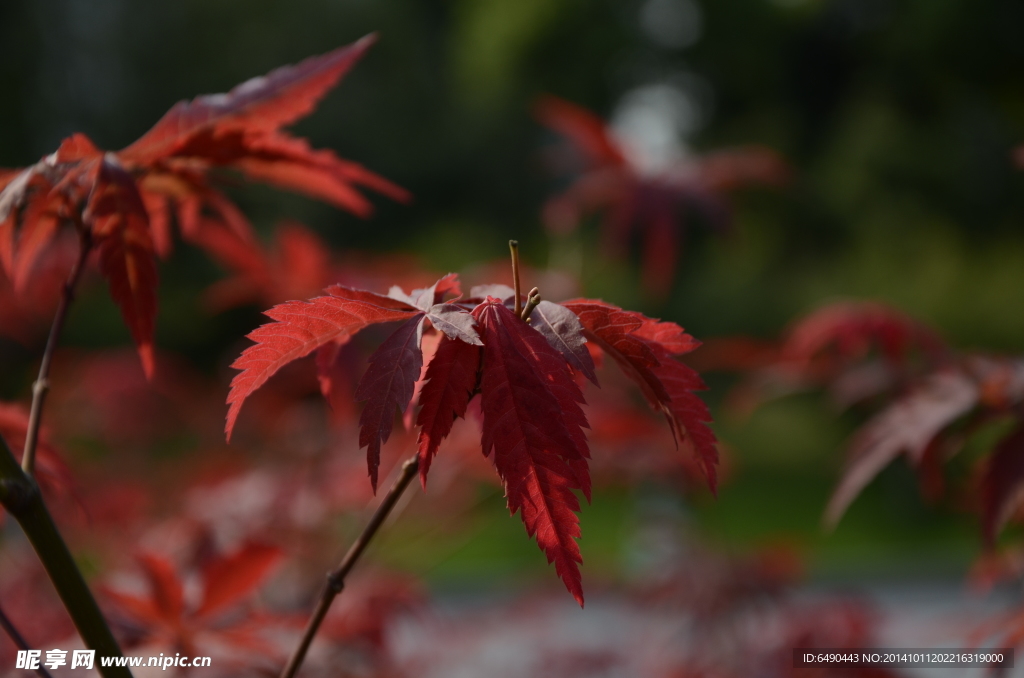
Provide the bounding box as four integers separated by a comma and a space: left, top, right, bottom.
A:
22, 228, 92, 475
509, 239, 522, 317
279, 455, 420, 678
0, 435, 132, 678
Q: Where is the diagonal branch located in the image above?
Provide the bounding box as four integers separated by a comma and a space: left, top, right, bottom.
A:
0, 602, 55, 678
0, 435, 132, 678
22, 228, 93, 475
279, 455, 419, 678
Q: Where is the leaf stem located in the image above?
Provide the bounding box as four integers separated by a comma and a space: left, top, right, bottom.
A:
279, 455, 420, 678
0, 436, 132, 678
509, 240, 522, 317
22, 229, 92, 475
0, 601, 55, 678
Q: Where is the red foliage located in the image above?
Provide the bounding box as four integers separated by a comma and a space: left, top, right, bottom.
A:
562, 299, 717, 489
536, 95, 788, 296
202, 220, 333, 312
101, 542, 283, 657
721, 300, 1024, 542
0, 36, 408, 376
724, 301, 950, 414
0, 233, 76, 345
224, 274, 717, 604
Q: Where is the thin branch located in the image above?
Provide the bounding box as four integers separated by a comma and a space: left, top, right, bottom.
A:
280, 455, 420, 678
509, 239, 522, 318
22, 229, 93, 475
0, 436, 132, 678
0, 602, 55, 678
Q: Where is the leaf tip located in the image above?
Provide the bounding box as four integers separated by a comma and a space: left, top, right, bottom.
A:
138, 342, 156, 381
224, 411, 237, 444
356, 32, 379, 50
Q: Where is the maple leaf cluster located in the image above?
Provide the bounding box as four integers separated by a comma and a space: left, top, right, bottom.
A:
100, 543, 283, 660
224, 273, 718, 605
0, 35, 408, 377
713, 300, 1024, 544
536, 95, 789, 296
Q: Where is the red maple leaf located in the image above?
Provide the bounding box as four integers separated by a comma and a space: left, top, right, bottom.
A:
224, 273, 717, 604
561, 299, 717, 490
201, 220, 333, 312
101, 542, 283, 657
0, 36, 409, 377
536, 95, 788, 296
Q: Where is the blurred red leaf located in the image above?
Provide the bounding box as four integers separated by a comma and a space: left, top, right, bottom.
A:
537, 95, 787, 296
0, 36, 407, 372
196, 542, 284, 619
137, 553, 185, 622
102, 542, 283, 655
725, 302, 951, 415
981, 424, 1024, 545
90, 161, 159, 376
0, 402, 74, 512
825, 369, 978, 528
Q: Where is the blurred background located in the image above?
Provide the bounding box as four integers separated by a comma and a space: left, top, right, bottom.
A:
2, 0, 1024, 675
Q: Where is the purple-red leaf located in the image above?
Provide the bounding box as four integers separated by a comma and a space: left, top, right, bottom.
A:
529, 300, 598, 385
356, 315, 426, 490
426, 303, 482, 346
415, 335, 483, 486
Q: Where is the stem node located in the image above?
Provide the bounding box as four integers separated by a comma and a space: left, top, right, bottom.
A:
279, 455, 420, 678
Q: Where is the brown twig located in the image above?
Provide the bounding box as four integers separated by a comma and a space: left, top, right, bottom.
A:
509, 240, 523, 318
22, 229, 92, 475
0, 602, 55, 678
279, 455, 420, 678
